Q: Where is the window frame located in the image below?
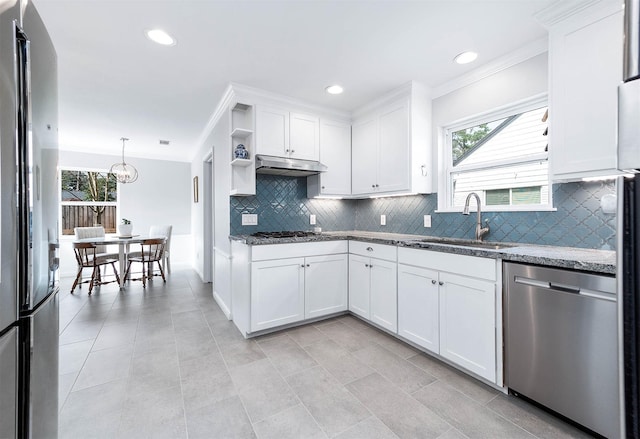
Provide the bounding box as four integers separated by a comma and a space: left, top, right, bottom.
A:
59, 166, 120, 236
436, 93, 555, 213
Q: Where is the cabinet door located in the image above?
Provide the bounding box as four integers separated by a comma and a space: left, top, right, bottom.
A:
370, 258, 398, 333
439, 272, 496, 382
377, 100, 410, 193
351, 116, 378, 195
348, 254, 371, 319
251, 257, 304, 331
318, 119, 351, 195
398, 264, 439, 353
290, 112, 320, 160
549, 3, 623, 180
305, 254, 348, 319
256, 105, 289, 157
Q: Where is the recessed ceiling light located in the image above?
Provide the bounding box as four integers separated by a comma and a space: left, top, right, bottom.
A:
146, 29, 176, 46
454, 51, 478, 65
325, 85, 344, 95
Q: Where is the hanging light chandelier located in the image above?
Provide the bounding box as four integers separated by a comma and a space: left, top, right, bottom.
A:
110, 137, 138, 184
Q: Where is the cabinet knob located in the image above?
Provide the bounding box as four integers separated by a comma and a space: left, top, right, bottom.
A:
286, 149, 290, 153
366, 247, 373, 252
365, 264, 369, 268
321, 186, 325, 189
291, 150, 295, 153
301, 264, 305, 268
372, 184, 376, 188
306, 264, 310, 267
439, 281, 444, 286
431, 279, 437, 285
375, 184, 379, 188
369, 264, 373, 268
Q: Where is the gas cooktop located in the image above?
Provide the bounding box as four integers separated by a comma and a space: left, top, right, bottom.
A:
250, 231, 316, 238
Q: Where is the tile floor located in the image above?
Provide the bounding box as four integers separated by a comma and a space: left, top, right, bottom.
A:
57, 269, 595, 439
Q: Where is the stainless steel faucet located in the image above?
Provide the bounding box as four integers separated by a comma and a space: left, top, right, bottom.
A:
463, 192, 490, 241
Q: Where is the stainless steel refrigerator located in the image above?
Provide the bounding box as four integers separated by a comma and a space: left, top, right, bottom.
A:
0, 0, 59, 437
619, 1, 640, 438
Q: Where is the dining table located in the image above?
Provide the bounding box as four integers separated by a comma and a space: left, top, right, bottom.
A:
73, 234, 165, 288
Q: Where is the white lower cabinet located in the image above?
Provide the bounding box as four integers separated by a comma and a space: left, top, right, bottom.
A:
250, 250, 348, 332
251, 258, 305, 332
348, 241, 398, 333
397, 248, 498, 383
397, 264, 439, 354
370, 259, 397, 332
438, 272, 496, 382
348, 254, 371, 319
305, 254, 348, 319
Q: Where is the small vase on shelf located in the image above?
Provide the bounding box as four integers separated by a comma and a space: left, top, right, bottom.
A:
234, 144, 249, 160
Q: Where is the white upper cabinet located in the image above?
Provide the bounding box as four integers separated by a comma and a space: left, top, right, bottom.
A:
351, 81, 431, 196
544, 0, 624, 181
255, 105, 289, 157
377, 100, 410, 193
255, 105, 319, 160
290, 112, 320, 160
307, 119, 352, 197
351, 116, 379, 194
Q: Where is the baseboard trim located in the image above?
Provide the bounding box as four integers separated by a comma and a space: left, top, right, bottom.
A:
213, 290, 232, 320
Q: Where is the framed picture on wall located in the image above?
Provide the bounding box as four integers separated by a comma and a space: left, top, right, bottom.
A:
193, 176, 199, 203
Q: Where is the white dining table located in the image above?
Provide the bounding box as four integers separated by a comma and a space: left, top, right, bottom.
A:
73, 234, 164, 288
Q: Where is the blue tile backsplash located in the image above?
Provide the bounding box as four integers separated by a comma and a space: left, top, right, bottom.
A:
230, 175, 616, 250
230, 175, 356, 235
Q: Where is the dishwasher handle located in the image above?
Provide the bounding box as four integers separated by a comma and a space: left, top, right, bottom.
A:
514, 276, 616, 302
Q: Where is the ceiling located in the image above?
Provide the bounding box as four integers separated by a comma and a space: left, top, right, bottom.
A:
32, 0, 557, 163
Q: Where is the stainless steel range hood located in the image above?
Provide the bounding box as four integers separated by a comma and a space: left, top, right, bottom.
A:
255, 155, 327, 177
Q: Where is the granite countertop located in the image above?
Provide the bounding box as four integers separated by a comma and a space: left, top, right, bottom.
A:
230, 230, 616, 275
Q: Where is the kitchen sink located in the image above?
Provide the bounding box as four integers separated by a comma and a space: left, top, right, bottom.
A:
417, 239, 516, 250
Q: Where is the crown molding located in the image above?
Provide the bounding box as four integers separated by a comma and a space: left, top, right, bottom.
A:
351, 81, 418, 118
431, 37, 548, 99
229, 82, 352, 120
534, 0, 602, 27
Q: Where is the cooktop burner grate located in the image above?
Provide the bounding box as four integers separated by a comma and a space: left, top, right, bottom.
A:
250, 231, 316, 238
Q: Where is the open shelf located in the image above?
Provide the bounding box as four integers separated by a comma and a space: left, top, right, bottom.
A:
230, 101, 256, 196
231, 158, 253, 167
230, 128, 253, 139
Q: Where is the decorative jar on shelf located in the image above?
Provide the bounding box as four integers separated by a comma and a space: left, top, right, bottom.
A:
234, 144, 249, 159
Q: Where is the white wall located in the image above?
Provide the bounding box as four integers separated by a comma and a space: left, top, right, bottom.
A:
191, 114, 232, 317
432, 53, 548, 128
58, 150, 193, 277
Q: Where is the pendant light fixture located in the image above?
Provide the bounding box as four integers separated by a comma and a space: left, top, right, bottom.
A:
110, 137, 138, 184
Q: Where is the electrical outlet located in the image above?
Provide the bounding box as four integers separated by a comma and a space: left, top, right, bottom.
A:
242, 213, 258, 226
310, 214, 317, 225
423, 215, 431, 228
380, 214, 386, 226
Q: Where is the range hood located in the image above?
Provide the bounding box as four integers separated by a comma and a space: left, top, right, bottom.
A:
255, 155, 327, 177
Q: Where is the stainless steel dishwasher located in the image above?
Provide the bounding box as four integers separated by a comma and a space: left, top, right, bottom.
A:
504, 262, 619, 439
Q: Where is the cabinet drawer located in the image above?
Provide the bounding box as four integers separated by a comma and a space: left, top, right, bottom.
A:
251, 240, 348, 261
349, 240, 397, 261
398, 247, 496, 281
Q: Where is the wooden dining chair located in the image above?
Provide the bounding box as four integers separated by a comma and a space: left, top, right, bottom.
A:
71, 242, 121, 295
124, 238, 166, 288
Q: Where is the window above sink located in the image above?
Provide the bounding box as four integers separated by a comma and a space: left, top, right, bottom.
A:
438, 94, 554, 212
